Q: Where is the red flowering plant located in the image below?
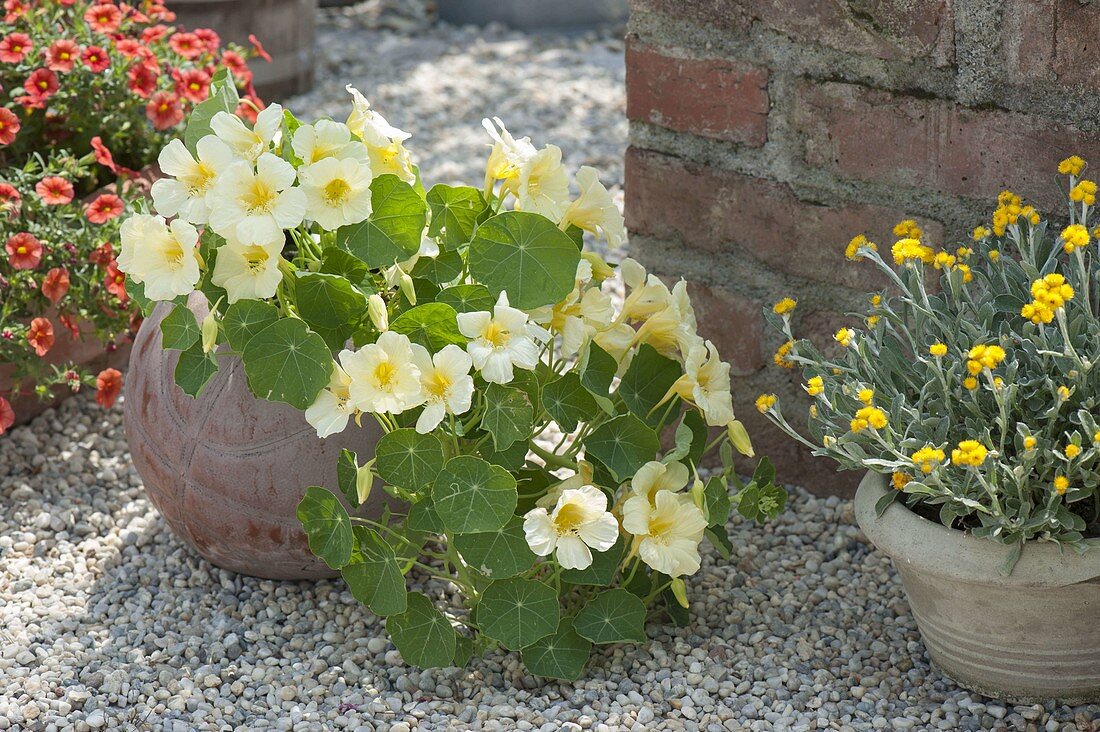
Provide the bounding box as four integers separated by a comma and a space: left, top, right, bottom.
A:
0, 149, 134, 433
0, 0, 266, 185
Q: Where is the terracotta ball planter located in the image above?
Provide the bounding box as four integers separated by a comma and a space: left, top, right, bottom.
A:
124, 295, 384, 580
855, 471, 1100, 704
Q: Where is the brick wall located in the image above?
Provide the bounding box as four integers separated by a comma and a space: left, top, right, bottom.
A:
625, 0, 1100, 496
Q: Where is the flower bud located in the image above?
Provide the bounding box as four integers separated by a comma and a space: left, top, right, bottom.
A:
581, 251, 615, 281
670, 577, 689, 608
357, 459, 375, 504
400, 272, 417, 306
201, 312, 218, 353
690, 476, 706, 511
368, 294, 388, 332
726, 420, 754, 457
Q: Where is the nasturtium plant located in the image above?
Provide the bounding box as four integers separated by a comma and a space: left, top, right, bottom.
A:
121, 86, 783, 679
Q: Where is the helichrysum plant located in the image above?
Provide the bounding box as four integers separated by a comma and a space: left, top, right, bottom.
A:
116, 76, 784, 678
760, 157, 1100, 572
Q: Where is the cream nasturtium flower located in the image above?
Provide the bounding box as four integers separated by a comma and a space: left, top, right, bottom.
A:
622, 490, 708, 578
619, 258, 672, 321
291, 119, 367, 165
533, 259, 616, 357
559, 166, 625, 249
510, 144, 571, 221
630, 460, 690, 503
634, 280, 698, 358
345, 85, 416, 184
410, 344, 475, 434
210, 103, 284, 162
151, 136, 236, 224
117, 214, 201, 300
208, 153, 307, 242
340, 331, 425, 415
299, 156, 374, 230
457, 292, 549, 384
305, 363, 355, 438
523, 485, 619, 570
210, 229, 286, 303
665, 339, 735, 426
482, 116, 536, 190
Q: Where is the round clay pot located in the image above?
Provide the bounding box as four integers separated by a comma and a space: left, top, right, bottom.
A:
855, 471, 1100, 704
124, 295, 384, 580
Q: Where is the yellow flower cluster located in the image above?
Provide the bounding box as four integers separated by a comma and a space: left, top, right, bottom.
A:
952, 440, 988, 467
1021, 273, 1074, 324
1054, 476, 1069, 495
972, 226, 991, 241
891, 238, 934, 265
1058, 385, 1071, 401
892, 219, 923, 239
1023, 435, 1037, 451
857, 388, 874, 404
929, 342, 947, 357
755, 393, 776, 414
911, 445, 945, 474
774, 341, 795, 368
933, 251, 956, 270
966, 344, 1006, 375
1059, 155, 1086, 176
1071, 179, 1097, 206
1061, 224, 1090, 253
990, 191, 1039, 236
804, 376, 824, 396
1065, 443, 1081, 459
834, 327, 853, 347
891, 472, 912, 490
773, 297, 797, 315
845, 234, 877, 260
850, 405, 887, 433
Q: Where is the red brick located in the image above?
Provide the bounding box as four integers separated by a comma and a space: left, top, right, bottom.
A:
791, 80, 1100, 211
673, 279, 765, 376
625, 147, 943, 290
626, 38, 769, 147
630, 0, 954, 67
1001, 0, 1100, 94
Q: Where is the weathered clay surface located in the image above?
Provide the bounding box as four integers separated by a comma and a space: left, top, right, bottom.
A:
855, 471, 1100, 704
124, 297, 384, 580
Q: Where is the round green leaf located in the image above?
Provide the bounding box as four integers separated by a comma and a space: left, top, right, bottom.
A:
241, 318, 332, 409
583, 414, 660, 483
296, 486, 353, 569
375, 428, 446, 493
482, 383, 533, 451
174, 342, 219, 397
574, 588, 647, 644
294, 272, 368, 331
432, 456, 518, 534
437, 284, 495, 314
468, 210, 581, 310
222, 300, 279, 353
426, 184, 487, 247
390, 303, 466, 351
387, 592, 457, 668
523, 619, 592, 680
160, 303, 201, 351
478, 578, 560, 650
341, 526, 407, 616
617, 344, 683, 426
543, 372, 599, 433
453, 517, 537, 578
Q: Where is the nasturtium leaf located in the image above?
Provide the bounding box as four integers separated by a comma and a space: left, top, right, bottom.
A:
411, 247, 464, 285
583, 414, 660, 482
295, 272, 368, 331
342, 526, 407, 616
375, 428, 446, 493
362, 173, 427, 255
580, 342, 617, 398
737, 479, 787, 523
543, 372, 599, 432
574, 588, 647, 644
681, 409, 709, 466
617, 344, 683, 426
196, 230, 229, 306
477, 577, 560, 650
222, 300, 279, 353
561, 535, 624, 586
523, 618, 592, 681
160, 303, 201, 351
296, 486, 353, 569
468, 210, 581, 310
337, 219, 408, 269
390, 303, 466, 351
184, 68, 238, 153
453, 517, 537, 578
482, 383, 533, 450
426, 184, 487, 247
433, 456, 518, 534
174, 342, 219, 397
437, 284, 495, 314
662, 584, 691, 627
703, 475, 731, 528
706, 525, 733, 560
406, 499, 444, 533
515, 468, 552, 515
241, 318, 332, 409
479, 439, 529, 471
320, 246, 370, 284
387, 592, 457, 668
452, 633, 476, 668
337, 449, 360, 508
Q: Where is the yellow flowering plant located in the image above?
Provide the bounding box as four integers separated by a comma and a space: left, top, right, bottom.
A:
118, 78, 783, 678
760, 161, 1100, 571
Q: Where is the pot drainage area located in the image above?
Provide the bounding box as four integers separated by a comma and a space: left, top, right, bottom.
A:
1, 2, 1098, 730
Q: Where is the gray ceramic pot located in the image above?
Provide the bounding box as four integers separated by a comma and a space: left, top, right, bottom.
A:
124, 296, 384, 580
855, 471, 1100, 704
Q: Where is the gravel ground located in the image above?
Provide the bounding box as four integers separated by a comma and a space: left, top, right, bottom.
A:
2, 5, 1100, 732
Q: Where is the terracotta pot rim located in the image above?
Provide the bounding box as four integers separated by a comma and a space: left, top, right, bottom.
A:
854, 471, 1100, 588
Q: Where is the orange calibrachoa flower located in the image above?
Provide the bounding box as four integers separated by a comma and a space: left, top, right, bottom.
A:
95, 368, 123, 408
0, 395, 14, 435
41, 267, 70, 304
26, 317, 55, 357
